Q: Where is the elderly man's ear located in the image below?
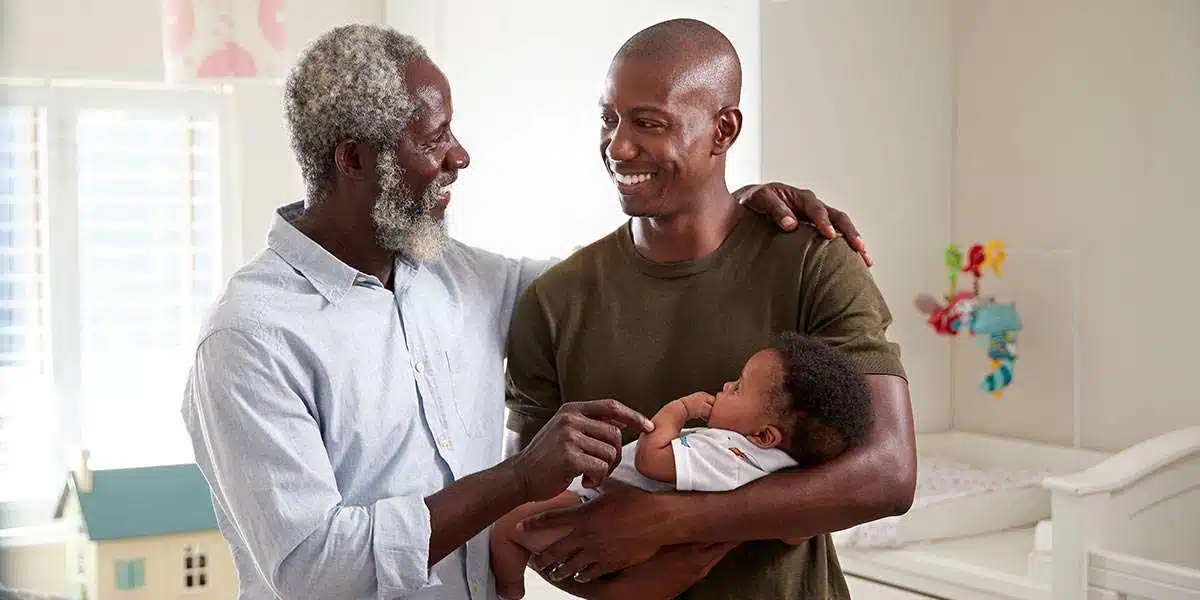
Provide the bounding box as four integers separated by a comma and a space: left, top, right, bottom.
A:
335, 139, 387, 183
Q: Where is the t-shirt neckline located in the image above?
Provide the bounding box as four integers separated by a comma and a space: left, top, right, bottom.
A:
617, 208, 759, 279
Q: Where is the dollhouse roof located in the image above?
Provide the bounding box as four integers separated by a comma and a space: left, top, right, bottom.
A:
54, 463, 219, 541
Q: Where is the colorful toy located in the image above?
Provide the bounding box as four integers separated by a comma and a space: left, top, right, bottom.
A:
970, 303, 1021, 396
915, 240, 1022, 397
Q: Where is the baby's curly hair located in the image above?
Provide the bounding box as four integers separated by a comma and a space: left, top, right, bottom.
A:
771, 331, 873, 466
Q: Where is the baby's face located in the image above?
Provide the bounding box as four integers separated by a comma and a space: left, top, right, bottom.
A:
708, 348, 787, 447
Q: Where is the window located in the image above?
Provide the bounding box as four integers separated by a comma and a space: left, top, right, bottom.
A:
115, 557, 145, 590
0, 104, 54, 501
0, 82, 232, 505
76, 107, 224, 470
184, 545, 208, 589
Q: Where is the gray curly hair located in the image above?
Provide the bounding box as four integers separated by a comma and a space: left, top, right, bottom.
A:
284, 24, 430, 206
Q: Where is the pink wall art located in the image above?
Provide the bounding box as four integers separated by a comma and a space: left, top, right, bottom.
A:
163, 0, 286, 82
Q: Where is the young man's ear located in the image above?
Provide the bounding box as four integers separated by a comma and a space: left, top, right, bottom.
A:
748, 424, 783, 449
712, 106, 743, 156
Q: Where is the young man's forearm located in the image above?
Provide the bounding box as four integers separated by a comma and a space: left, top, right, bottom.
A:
425, 456, 528, 566
656, 375, 916, 544
541, 544, 726, 600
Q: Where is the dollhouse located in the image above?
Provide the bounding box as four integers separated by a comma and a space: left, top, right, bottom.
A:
53, 452, 235, 600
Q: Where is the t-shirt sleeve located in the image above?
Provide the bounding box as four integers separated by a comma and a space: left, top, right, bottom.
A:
670, 429, 798, 492
800, 236, 907, 379
504, 280, 562, 449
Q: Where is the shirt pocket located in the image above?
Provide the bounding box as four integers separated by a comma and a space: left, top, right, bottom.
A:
443, 349, 490, 439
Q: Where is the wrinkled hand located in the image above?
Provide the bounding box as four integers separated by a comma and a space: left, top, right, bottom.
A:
521, 482, 674, 582
735, 183, 872, 267
510, 400, 654, 502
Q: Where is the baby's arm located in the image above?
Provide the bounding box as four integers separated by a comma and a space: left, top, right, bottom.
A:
635, 392, 715, 484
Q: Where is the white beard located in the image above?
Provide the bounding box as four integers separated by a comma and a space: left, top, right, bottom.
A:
371, 148, 449, 261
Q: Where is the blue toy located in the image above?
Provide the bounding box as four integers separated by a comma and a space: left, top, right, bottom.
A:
969, 303, 1022, 396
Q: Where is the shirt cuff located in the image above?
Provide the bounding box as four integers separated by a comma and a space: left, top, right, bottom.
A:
671, 438, 695, 491
373, 494, 439, 599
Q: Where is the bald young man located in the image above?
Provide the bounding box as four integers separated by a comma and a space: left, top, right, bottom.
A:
505, 19, 916, 600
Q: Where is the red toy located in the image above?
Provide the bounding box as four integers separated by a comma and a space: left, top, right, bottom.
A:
915, 291, 976, 335
963, 243, 986, 278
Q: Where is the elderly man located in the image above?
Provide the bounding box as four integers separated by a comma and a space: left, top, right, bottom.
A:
505, 19, 916, 600
181, 23, 870, 600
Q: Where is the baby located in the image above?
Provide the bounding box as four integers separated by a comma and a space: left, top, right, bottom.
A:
490, 330, 874, 599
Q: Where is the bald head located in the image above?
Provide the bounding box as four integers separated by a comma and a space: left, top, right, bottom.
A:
598, 19, 745, 220
611, 18, 742, 108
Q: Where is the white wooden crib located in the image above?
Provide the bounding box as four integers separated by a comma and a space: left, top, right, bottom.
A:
836, 427, 1200, 600
1041, 425, 1200, 600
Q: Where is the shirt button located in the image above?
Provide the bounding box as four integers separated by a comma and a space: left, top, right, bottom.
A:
439, 437, 452, 449
413, 361, 425, 374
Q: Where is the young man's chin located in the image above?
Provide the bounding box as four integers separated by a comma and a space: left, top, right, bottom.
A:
619, 196, 668, 219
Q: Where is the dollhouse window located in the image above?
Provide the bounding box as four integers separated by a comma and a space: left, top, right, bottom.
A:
184, 545, 208, 589
115, 558, 144, 590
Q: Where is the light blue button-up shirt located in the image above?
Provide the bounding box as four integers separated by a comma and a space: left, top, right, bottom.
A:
181, 202, 552, 600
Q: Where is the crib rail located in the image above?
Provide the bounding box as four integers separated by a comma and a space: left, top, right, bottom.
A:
1043, 427, 1200, 496
1088, 550, 1200, 600
1043, 426, 1200, 600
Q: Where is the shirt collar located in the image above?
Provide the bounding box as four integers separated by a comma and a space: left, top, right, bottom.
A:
267, 201, 363, 305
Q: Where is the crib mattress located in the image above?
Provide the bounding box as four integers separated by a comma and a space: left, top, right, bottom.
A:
833, 455, 1051, 548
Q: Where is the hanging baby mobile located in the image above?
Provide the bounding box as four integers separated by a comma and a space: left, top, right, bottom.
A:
914, 240, 1022, 397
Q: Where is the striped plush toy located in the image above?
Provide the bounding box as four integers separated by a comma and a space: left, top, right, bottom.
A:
969, 303, 1022, 396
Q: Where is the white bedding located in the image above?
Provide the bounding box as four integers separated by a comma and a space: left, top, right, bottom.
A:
832, 455, 1050, 548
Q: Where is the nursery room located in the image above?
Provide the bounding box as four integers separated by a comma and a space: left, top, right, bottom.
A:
0, 1, 1197, 599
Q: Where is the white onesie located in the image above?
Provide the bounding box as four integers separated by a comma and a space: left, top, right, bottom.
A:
567, 427, 798, 501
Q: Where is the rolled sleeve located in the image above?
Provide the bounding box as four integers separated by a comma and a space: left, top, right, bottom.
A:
373, 495, 438, 597
181, 327, 436, 599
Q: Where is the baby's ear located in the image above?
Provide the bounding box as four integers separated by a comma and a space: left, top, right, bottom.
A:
749, 425, 784, 449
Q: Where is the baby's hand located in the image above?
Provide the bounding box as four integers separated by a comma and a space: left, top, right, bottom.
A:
678, 392, 717, 422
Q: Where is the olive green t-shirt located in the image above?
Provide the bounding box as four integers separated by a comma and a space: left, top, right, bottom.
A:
504, 209, 906, 600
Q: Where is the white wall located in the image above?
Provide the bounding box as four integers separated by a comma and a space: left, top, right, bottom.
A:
388, 0, 762, 259
0, 0, 384, 262
952, 0, 1200, 452
760, 0, 955, 433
